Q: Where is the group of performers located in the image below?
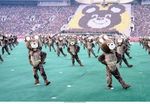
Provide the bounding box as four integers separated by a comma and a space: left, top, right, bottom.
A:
139, 37, 150, 54
0, 34, 18, 62
24, 32, 133, 89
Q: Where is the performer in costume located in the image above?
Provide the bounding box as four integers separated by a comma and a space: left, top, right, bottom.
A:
98, 38, 131, 90
67, 38, 83, 66
25, 36, 50, 86
116, 37, 133, 68
86, 36, 98, 58
56, 36, 67, 57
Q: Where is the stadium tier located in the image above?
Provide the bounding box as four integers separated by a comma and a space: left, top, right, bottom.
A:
0, 3, 150, 37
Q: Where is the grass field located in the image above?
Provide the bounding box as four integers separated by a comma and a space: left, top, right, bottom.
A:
0, 42, 150, 102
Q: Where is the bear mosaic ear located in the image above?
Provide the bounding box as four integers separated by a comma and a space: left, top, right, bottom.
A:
108, 4, 125, 14
82, 5, 99, 14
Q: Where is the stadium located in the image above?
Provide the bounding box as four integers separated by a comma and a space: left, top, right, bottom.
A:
0, 0, 150, 102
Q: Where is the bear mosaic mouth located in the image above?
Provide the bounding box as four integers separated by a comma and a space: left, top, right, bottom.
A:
93, 20, 109, 25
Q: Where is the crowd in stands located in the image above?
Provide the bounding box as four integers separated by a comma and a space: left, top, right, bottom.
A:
1, 4, 150, 37
0, 5, 77, 36
132, 4, 150, 37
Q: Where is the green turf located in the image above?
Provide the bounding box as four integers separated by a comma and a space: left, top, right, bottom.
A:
0, 42, 150, 101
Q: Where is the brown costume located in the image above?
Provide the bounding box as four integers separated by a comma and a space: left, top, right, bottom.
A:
116, 38, 133, 68
25, 36, 50, 86
67, 39, 83, 66
48, 36, 56, 52
56, 37, 67, 57
1, 36, 10, 55
86, 37, 98, 58
98, 40, 130, 89
0, 35, 4, 62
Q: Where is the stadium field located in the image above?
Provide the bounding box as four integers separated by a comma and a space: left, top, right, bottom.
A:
0, 42, 150, 101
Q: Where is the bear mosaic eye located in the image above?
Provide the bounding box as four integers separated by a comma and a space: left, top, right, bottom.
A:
92, 14, 98, 18
105, 14, 111, 18
86, 7, 96, 13
111, 7, 121, 13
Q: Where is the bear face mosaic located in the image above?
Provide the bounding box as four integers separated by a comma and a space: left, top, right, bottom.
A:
79, 4, 125, 30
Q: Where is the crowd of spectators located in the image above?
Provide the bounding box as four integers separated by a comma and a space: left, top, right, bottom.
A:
0, 5, 77, 36
1, 4, 150, 37
132, 4, 150, 37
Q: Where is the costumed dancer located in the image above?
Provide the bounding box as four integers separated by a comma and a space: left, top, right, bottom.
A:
116, 37, 133, 68
56, 36, 67, 57
1, 35, 10, 55
25, 35, 50, 86
98, 38, 131, 90
0, 35, 4, 62
47, 35, 56, 52
124, 38, 132, 59
86, 36, 98, 58
67, 38, 83, 66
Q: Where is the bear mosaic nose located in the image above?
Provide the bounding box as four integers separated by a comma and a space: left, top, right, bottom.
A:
97, 17, 104, 20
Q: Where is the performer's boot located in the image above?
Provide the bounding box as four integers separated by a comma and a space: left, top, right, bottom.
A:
35, 79, 40, 85
94, 54, 98, 58
45, 80, 51, 86
77, 59, 83, 67
111, 69, 131, 89
123, 57, 133, 68
119, 79, 131, 89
